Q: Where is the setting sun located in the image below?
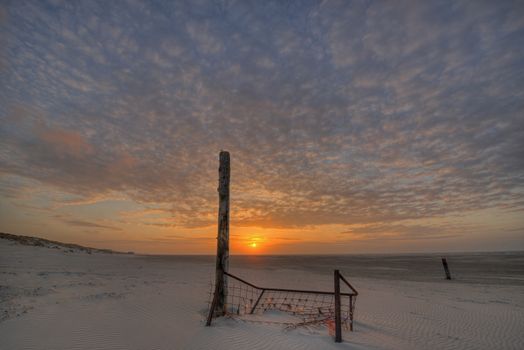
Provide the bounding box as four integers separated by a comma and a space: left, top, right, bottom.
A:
250, 242, 257, 248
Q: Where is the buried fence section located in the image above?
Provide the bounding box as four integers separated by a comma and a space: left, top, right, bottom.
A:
207, 270, 358, 342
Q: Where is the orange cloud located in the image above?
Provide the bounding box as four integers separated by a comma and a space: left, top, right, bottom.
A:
107, 153, 138, 175
39, 128, 94, 158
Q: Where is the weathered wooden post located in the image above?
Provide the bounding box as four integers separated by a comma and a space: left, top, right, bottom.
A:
214, 151, 230, 317
442, 257, 451, 280
334, 269, 342, 343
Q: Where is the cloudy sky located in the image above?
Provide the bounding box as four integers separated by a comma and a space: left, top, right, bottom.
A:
1, 0, 523, 254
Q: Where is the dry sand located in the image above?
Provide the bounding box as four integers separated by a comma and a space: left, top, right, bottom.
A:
1, 238, 523, 349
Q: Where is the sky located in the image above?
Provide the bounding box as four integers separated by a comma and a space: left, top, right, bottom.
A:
1, 0, 523, 255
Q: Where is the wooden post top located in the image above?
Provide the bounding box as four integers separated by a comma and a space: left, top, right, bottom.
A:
218, 151, 230, 195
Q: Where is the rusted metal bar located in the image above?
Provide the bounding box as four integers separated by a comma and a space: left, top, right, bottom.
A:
250, 290, 265, 314
334, 269, 342, 343
224, 272, 261, 290
261, 287, 353, 296
442, 257, 451, 280
224, 271, 356, 296
339, 273, 359, 296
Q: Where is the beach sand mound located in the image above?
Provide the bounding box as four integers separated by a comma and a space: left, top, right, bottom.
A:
0, 232, 128, 254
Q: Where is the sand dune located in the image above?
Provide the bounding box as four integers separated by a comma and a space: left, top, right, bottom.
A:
1, 238, 523, 349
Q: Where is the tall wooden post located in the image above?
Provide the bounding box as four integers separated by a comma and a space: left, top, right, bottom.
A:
334, 269, 342, 343
442, 257, 451, 280
215, 151, 230, 316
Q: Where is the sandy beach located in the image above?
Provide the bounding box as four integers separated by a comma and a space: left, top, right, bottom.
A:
2, 1, 524, 348
1, 238, 523, 350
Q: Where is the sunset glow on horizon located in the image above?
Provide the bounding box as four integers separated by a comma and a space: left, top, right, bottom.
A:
1, 1, 523, 255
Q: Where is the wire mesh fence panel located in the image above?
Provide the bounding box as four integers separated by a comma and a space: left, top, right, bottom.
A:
207, 272, 357, 330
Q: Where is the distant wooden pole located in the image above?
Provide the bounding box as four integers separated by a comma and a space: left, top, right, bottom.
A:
334, 269, 342, 343
215, 151, 230, 316
442, 257, 451, 280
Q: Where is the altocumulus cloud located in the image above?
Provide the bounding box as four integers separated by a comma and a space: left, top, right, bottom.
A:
0, 0, 523, 235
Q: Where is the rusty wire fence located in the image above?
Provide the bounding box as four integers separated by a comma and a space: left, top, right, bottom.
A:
207, 271, 357, 332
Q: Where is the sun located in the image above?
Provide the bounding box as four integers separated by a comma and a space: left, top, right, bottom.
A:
249, 242, 257, 248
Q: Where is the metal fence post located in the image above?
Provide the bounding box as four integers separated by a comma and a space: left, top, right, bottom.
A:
334, 269, 342, 343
